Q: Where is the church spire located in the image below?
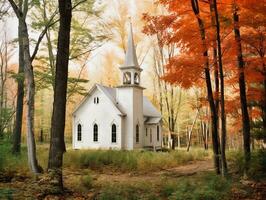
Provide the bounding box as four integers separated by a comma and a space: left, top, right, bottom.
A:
123, 21, 139, 68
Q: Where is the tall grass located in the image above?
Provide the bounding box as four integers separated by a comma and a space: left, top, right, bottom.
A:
0, 141, 28, 174
0, 139, 210, 174
63, 148, 209, 172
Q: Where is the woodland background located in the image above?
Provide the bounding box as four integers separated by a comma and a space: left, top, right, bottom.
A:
0, 0, 265, 199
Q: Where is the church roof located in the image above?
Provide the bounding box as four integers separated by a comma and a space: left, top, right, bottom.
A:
73, 84, 161, 120
143, 96, 161, 118
121, 22, 139, 68
145, 117, 161, 125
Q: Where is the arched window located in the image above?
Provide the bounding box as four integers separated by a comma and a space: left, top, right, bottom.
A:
157, 125, 160, 141
123, 72, 131, 84
97, 97, 99, 104
134, 73, 140, 85
93, 124, 98, 142
77, 124, 82, 141
136, 124, 139, 143
111, 124, 116, 143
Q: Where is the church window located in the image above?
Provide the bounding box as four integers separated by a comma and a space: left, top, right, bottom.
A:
157, 125, 160, 141
146, 128, 148, 136
111, 124, 116, 143
77, 124, 82, 141
123, 72, 131, 84
134, 73, 140, 85
94, 97, 99, 104
136, 124, 139, 143
150, 129, 152, 143
93, 124, 98, 142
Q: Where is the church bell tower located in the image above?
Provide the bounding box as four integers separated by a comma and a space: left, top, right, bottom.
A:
119, 22, 142, 86
116, 22, 144, 150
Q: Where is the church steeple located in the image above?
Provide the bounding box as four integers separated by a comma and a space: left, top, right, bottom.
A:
123, 22, 139, 68
120, 21, 142, 86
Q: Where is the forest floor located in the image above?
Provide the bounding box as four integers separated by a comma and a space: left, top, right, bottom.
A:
1, 158, 266, 200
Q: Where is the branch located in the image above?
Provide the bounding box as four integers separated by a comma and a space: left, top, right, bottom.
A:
7, 0, 22, 18
72, 0, 87, 10
30, 10, 59, 62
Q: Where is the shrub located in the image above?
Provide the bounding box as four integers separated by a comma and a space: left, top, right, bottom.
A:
227, 149, 266, 179
81, 174, 93, 189
162, 173, 231, 200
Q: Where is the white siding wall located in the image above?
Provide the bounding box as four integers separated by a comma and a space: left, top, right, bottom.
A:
144, 124, 162, 147
116, 87, 144, 150
73, 89, 122, 149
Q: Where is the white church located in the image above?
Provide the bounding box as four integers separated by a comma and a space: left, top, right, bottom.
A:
72, 25, 162, 150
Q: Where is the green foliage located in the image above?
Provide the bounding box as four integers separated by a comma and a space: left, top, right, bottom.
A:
0, 141, 28, 173
227, 150, 266, 179
98, 182, 155, 200
0, 188, 15, 200
164, 173, 232, 200
64, 149, 209, 172
81, 174, 93, 189
251, 120, 266, 140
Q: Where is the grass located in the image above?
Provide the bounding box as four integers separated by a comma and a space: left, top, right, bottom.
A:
0, 141, 209, 174
227, 149, 266, 180
164, 173, 232, 200
63, 148, 209, 172
96, 172, 232, 200
1, 140, 265, 199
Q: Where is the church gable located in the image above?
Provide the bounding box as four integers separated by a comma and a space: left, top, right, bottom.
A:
73, 84, 124, 117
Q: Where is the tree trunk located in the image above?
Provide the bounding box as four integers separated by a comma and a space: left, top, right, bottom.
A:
12, 17, 24, 154
191, 0, 221, 174
187, 110, 199, 151
48, 0, 72, 191
232, 1, 251, 174
21, 21, 41, 174
211, 0, 228, 176
8, 0, 41, 173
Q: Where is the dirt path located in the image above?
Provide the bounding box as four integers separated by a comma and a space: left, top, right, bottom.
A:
91, 159, 214, 186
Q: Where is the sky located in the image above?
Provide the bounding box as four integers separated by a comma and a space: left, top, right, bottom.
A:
1, 0, 156, 97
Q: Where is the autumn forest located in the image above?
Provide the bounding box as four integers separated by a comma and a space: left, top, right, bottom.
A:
0, 0, 265, 199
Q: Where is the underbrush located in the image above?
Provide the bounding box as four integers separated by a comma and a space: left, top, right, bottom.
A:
63, 148, 209, 172
160, 173, 232, 200
227, 149, 266, 180
0, 141, 28, 174
96, 172, 232, 200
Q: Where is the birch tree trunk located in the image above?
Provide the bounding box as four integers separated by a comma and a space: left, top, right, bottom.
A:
8, 0, 42, 173
22, 21, 41, 174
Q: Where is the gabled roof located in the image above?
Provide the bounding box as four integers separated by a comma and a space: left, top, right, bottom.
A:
72, 84, 125, 116
143, 96, 161, 118
73, 84, 161, 120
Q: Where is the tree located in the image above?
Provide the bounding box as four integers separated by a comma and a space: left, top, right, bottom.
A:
210, 0, 228, 176
232, 0, 251, 174
47, 0, 72, 191
8, 0, 43, 173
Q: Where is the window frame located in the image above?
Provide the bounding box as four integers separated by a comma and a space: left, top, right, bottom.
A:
93, 124, 98, 142
77, 124, 82, 141
136, 124, 139, 143
111, 124, 117, 143
157, 125, 160, 141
